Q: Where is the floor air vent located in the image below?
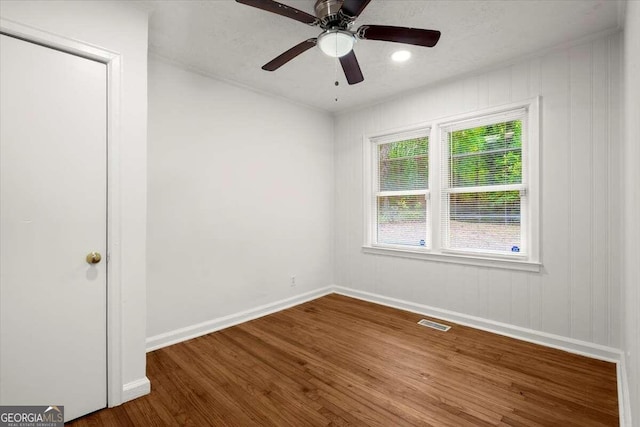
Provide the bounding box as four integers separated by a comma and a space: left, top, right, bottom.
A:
417, 319, 451, 332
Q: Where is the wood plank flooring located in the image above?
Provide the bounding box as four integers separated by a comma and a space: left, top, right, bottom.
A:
68, 294, 619, 426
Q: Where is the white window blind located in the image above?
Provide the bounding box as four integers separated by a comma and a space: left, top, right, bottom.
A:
441, 109, 527, 255
374, 130, 430, 247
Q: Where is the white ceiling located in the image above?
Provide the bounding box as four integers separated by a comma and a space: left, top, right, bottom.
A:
145, 0, 622, 112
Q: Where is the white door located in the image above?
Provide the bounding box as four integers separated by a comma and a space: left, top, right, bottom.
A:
0, 34, 107, 422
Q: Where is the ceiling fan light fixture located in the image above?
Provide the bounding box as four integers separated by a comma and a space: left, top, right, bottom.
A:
317, 30, 355, 58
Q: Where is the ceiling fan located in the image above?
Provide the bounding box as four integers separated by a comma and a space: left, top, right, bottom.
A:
236, 0, 441, 85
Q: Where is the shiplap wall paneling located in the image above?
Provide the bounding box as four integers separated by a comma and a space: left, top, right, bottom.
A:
539, 49, 572, 338
622, 2, 640, 422
333, 33, 621, 348
527, 57, 543, 333
569, 42, 594, 342
590, 35, 609, 347
608, 34, 622, 351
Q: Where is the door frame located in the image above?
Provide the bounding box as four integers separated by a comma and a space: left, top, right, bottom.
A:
0, 18, 125, 407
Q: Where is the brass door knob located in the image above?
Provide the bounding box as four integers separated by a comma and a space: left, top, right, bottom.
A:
86, 252, 102, 264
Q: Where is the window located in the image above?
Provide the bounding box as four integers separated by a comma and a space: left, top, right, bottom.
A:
374, 130, 430, 248
441, 109, 526, 256
364, 99, 540, 271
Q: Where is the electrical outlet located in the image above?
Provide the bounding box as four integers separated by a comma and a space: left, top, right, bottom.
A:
290, 276, 296, 287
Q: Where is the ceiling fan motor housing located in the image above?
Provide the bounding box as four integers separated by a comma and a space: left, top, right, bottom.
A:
235, 0, 441, 86
314, 0, 348, 29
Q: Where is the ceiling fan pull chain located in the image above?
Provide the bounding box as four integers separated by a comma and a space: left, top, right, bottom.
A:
334, 55, 340, 102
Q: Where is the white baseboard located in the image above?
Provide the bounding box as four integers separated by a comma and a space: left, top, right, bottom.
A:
618, 355, 633, 427
143, 284, 629, 424
147, 284, 622, 362
145, 286, 334, 352
121, 377, 151, 404
333, 286, 623, 363
337, 285, 630, 426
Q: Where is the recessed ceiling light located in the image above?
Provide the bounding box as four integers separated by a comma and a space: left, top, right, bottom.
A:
391, 50, 412, 62
391, 50, 411, 62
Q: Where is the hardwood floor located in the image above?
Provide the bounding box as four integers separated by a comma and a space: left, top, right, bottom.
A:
68, 294, 619, 426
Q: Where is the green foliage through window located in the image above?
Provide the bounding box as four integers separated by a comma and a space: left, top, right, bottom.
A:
449, 120, 522, 210
379, 137, 428, 191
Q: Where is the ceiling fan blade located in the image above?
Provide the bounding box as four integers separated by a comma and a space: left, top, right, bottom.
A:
358, 25, 441, 47
236, 0, 318, 25
340, 0, 373, 18
339, 51, 364, 85
262, 39, 317, 71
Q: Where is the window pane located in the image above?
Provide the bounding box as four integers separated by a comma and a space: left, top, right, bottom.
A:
447, 191, 521, 253
379, 137, 428, 191
377, 195, 427, 247
449, 120, 522, 188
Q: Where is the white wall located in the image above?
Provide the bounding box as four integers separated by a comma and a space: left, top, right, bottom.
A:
623, 0, 640, 423
146, 58, 334, 342
334, 33, 622, 348
0, 0, 148, 399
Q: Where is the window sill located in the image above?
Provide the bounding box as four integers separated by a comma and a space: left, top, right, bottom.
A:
361, 245, 541, 272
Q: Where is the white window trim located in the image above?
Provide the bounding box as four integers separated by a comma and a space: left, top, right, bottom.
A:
370, 126, 432, 249
362, 97, 541, 272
